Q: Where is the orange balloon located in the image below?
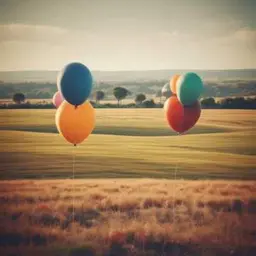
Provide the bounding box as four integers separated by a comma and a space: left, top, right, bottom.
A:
170, 74, 180, 94
165, 96, 201, 134
56, 101, 95, 145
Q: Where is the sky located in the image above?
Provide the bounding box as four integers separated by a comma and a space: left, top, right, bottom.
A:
0, 0, 255, 71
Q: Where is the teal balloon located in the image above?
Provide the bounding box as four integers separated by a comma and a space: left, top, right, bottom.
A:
176, 73, 203, 106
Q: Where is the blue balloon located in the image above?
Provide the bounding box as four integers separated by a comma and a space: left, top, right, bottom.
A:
57, 62, 93, 106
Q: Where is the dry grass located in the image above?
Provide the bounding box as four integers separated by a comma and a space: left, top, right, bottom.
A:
0, 179, 256, 256
0, 109, 256, 255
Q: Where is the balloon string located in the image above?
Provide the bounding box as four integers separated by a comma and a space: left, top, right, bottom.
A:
173, 133, 180, 225
72, 145, 76, 222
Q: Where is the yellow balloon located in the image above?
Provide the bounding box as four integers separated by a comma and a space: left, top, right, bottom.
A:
55, 101, 95, 145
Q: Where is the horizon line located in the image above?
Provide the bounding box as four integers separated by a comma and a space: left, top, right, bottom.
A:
0, 68, 256, 72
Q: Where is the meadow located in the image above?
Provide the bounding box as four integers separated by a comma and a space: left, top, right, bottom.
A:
0, 109, 256, 255
0, 109, 255, 180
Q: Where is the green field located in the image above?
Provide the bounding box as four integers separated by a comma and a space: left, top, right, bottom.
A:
0, 109, 256, 256
0, 109, 255, 180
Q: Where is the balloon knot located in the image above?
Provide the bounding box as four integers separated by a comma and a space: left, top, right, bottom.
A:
74, 144, 77, 147
75, 105, 78, 109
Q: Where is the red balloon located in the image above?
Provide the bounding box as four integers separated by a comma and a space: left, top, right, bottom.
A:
165, 96, 201, 133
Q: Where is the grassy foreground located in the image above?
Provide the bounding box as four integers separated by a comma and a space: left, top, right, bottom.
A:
0, 179, 256, 256
0, 109, 256, 255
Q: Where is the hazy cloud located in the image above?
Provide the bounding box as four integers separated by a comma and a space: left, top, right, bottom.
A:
1, 24, 256, 70
0, 0, 255, 70
234, 28, 256, 46
0, 24, 68, 43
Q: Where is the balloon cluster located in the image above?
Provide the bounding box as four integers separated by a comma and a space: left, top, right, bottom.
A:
53, 62, 95, 146
164, 73, 203, 134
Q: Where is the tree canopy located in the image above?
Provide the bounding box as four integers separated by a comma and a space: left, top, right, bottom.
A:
13, 93, 25, 104
113, 87, 130, 105
135, 93, 146, 104
94, 90, 105, 103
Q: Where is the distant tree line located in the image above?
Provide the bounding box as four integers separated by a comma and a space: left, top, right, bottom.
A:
1, 91, 255, 109
201, 97, 256, 109
0, 79, 256, 100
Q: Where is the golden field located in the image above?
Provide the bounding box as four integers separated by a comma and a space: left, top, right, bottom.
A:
0, 109, 256, 255
1, 179, 256, 256
0, 109, 255, 179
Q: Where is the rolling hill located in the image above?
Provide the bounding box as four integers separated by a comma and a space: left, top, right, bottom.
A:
0, 69, 256, 83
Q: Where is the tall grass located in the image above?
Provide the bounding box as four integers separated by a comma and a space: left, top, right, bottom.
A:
0, 179, 255, 255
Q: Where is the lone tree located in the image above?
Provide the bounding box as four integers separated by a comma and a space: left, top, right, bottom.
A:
13, 93, 25, 104
113, 87, 130, 106
94, 90, 105, 104
135, 93, 146, 104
